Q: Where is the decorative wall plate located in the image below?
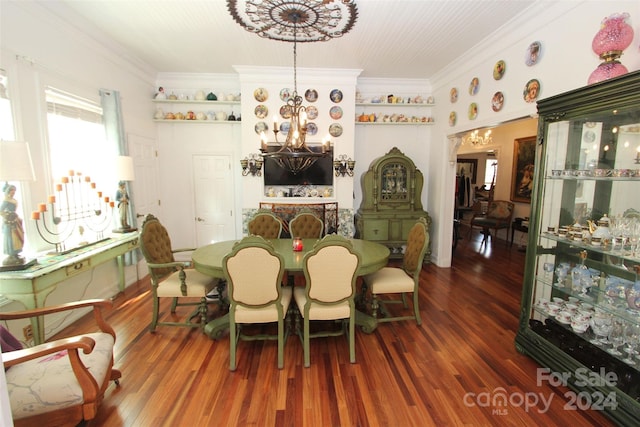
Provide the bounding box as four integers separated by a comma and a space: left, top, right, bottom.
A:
493, 60, 506, 80
254, 104, 268, 119
329, 106, 343, 120
306, 106, 318, 120
329, 123, 343, 137
449, 111, 457, 127
280, 105, 292, 119
254, 88, 268, 102
523, 79, 541, 103
279, 121, 290, 134
306, 122, 318, 136
330, 89, 343, 103
254, 121, 268, 134
279, 88, 291, 101
469, 77, 479, 96
492, 91, 504, 112
305, 89, 318, 102
468, 103, 478, 120
525, 41, 542, 66
450, 88, 458, 103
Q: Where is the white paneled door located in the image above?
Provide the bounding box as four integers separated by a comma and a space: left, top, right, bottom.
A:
192, 155, 235, 246
128, 133, 160, 223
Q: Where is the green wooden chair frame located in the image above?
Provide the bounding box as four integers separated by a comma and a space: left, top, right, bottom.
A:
295, 235, 360, 367
289, 210, 324, 239
247, 209, 283, 238
362, 217, 430, 325
223, 235, 291, 371
139, 214, 219, 332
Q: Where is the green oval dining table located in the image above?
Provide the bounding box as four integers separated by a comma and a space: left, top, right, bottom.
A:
191, 238, 390, 337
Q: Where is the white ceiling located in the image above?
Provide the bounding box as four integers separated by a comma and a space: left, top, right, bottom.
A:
40, 0, 538, 79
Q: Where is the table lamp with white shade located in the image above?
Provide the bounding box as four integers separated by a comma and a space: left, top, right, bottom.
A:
0, 140, 36, 270
113, 155, 136, 233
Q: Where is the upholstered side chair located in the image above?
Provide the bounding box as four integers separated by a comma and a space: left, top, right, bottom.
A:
289, 210, 324, 239
247, 209, 283, 238
223, 235, 291, 371
139, 214, 219, 332
1, 299, 121, 427
294, 235, 360, 367
468, 200, 514, 244
362, 217, 429, 325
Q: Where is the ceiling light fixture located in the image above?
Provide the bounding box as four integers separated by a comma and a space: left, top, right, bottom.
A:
227, 0, 358, 174
464, 129, 492, 146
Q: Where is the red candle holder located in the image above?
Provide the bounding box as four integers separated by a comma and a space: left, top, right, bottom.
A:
293, 237, 303, 252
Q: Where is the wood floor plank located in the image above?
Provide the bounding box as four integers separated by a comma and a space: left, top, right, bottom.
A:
48, 232, 618, 426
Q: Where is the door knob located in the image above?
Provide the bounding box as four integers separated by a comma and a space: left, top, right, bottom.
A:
136, 213, 144, 218
196, 217, 205, 222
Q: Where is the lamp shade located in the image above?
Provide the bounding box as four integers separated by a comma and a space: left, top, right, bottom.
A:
115, 155, 135, 181
0, 140, 35, 181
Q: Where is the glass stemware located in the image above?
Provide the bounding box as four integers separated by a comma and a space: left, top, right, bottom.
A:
542, 262, 554, 282
590, 313, 613, 345
607, 319, 625, 355
555, 265, 568, 288
622, 322, 640, 364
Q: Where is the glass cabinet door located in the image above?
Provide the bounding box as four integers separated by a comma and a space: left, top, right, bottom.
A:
517, 71, 640, 424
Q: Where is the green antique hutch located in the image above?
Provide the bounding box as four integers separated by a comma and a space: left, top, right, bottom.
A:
355, 147, 431, 261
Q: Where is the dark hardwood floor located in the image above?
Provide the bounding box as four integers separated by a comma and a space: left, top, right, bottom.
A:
60, 231, 615, 426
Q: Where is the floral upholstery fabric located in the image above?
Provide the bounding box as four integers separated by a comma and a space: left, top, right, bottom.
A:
6, 332, 114, 420
486, 201, 513, 219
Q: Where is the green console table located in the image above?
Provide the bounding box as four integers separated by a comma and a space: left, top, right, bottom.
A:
0, 232, 139, 343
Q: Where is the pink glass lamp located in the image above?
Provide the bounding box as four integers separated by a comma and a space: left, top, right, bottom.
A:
588, 12, 635, 84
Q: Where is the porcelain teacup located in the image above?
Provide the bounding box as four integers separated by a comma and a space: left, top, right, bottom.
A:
557, 310, 572, 323
593, 168, 612, 177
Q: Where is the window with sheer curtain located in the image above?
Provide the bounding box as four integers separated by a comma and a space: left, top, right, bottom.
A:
45, 87, 113, 188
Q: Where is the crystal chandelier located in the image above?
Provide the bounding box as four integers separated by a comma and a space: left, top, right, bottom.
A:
464, 129, 492, 146
228, 0, 358, 174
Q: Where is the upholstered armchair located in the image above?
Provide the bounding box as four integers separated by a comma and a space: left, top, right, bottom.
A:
294, 235, 360, 367
362, 217, 429, 325
469, 200, 514, 244
223, 236, 291, 370
247, 210, 283, 238
1, 299, 121, 427
139, 214, 219, 332
289, 210, 324, 239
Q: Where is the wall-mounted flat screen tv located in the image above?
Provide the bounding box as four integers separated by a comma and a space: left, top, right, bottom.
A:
263, 148, 334, 186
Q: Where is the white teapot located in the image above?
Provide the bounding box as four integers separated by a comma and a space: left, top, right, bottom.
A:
215, 111, 228, 121
588, 214, 612, 240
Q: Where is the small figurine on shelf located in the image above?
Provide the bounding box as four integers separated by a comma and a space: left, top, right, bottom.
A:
155, 86, 166, 100
114, 181, 135, 232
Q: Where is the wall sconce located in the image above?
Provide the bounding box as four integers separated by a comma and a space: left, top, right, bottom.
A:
240, 153, 263, 177
333, 154, 355, 177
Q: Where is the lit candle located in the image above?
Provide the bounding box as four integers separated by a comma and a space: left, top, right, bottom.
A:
300, 111, 307, 126
38, 203, 47, 212
61, 176, 69, 184
31, 211, 40, 220
109, 201, 115, 208
273, 115, 278, 132
91, 182, 96, 189
260, 132, 267, 151
47, 195, 56, 203
85, 176, 91, 182
322, 137, 327, 153
104, 196, 110, 203
55, 183, 63, 191
97, 191, 102, 197
69, 170, 75, 176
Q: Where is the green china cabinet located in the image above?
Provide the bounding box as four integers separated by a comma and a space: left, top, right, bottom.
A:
355, 147, 431, 261
516, 70, 640, 425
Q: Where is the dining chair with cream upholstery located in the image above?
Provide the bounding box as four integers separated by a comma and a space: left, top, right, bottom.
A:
247, 209, 283, 238
362, 217, 429, 325
223, 235, 291, 370
289, 210, 324, 239
294, 235, 360, 367
1, 299, 121, 427
140, 214, 219, 332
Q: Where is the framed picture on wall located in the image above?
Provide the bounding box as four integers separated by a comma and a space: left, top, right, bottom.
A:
511, 136, 537, 203
456, 159, 477, 184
